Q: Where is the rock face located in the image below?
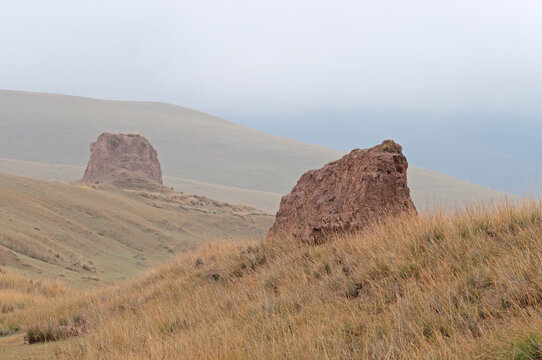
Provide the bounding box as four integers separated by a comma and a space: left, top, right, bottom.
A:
267, 140, 416, 243
81, 133, 163, 185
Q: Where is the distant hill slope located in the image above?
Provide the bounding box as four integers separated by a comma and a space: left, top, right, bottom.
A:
0, 89, 341, 193
0, 172, 273, 286
0, 157, 283, 212
0, 89, 513, 212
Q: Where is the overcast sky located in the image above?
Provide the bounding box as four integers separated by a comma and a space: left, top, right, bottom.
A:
1, 1, 541, 164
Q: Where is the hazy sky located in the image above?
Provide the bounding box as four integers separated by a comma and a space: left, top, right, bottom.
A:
2, 1, 541, 113
1, 0, 541, 193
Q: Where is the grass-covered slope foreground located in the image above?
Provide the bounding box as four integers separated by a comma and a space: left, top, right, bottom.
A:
0, 172, 273, 286
2, 201, 541, 359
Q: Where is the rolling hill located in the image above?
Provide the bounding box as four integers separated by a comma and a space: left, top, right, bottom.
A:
0, 172, 273, 286
0, 89, 513, 212
1, 201, 541, 359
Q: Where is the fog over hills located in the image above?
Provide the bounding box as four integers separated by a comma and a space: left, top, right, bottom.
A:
0, 90, 513, 212
1, 1, 540, 198
234, 110, 542, 197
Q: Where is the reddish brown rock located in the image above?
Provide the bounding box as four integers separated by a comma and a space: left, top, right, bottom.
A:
81, 133, 163, 185
267, 140, 416, 243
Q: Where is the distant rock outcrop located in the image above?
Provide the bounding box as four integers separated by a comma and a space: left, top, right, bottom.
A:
267, 140, 416, 243
81, 133, 162, 185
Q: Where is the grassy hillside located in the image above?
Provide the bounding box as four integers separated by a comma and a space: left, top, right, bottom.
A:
0, 89, 342, 193
1, 201, 540, 359
0, 172, 273, 286
0, 89, 513, 212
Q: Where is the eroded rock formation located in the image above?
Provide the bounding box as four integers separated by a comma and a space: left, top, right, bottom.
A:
267, 140, 416, 243
81, 133, 162, 185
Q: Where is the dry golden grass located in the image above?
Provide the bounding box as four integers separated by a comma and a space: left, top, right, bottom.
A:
2, 200, 542, 359
0, 271, 67, 338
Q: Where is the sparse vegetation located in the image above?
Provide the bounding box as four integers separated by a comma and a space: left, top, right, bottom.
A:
1, 200, 541, 359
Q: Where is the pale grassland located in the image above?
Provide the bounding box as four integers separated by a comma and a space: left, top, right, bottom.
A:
0, 172, 273, 285
1, 200, 542, 359
0, 90, 516, 213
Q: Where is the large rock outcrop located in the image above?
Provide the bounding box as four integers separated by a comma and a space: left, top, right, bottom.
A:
81, 133, 163, 185
267, 140, 416, 243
